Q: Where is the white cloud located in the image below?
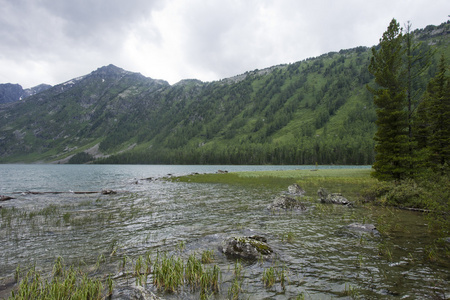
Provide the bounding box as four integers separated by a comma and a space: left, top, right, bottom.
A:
0, 0, 448, 88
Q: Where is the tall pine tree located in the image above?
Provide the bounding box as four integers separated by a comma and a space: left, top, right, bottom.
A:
417, 55, 450, 173
368, 19, 411, 181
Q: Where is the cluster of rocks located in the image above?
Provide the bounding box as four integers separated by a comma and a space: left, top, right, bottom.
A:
267, 195, 306, 211
317, 187, 353, 206
267, 183, 307, 211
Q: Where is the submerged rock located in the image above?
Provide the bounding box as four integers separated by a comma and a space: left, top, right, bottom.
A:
317, 188, 352, 206
220, 235, 273, 260
287, 183, 306, 196
346, 223, 380, 236
267, 195, 306, 211
113, 285, 162, 300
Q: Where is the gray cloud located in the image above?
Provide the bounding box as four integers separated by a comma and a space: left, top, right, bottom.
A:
0, 0, 449, 87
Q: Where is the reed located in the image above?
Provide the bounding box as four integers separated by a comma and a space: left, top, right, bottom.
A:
152, 252, 184, 292
10, 260, 105, 300
148, 251, 221, 296
281, 231, 295, 243
185, 253, 203, 288
227, 260, 243, 300
262, 266, 276, 287
262, 264, 289, 289
201, 249, 215, 264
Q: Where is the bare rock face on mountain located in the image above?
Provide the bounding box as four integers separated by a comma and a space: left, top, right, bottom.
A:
0, 84, 23, 104
0, 83, 52, 104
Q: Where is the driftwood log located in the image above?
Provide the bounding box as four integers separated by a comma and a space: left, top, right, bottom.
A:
0, 195, 15, 201
10, 190, 119, 195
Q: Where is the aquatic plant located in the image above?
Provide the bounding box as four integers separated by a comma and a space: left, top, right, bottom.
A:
201, 249, 215, 264
262, 266, 276, 287
281, 231, 295, 243
262, 264, 288, 290
227, 260, 244, 300
10, 260, 105, 300
344, 283, 360, 298
227, 277, 242, 300
177, 240, 186, 252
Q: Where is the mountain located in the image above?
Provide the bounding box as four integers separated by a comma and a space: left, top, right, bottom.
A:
0, 84, 23, 104
0, 83, 52, 104
22, 84, 53, 99
0, 21, 449, 165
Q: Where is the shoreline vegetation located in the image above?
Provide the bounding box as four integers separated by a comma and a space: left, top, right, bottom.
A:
173, 167, 449, 234
173, 168, 375, 202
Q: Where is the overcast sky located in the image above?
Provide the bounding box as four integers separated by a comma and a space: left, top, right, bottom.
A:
1, 0, 448, 88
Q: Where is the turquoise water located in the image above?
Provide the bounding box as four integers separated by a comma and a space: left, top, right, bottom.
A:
0, 164, 448, 299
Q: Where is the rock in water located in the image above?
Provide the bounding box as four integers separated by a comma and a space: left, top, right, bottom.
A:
346, 223, 380, 236
113, 285, 162, 300
317, 188, 352, 206
287, 183, 306, 196
220, 235, 273, 260
267, 195, 306, 211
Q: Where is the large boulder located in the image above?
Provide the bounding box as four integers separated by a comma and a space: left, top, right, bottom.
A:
287, 183, 306, 196
317, 188, 352, 206
220, 235, 273, 260
267, 195, 306, 211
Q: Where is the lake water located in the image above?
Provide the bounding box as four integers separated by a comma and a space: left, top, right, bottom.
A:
0, 164, 448, 299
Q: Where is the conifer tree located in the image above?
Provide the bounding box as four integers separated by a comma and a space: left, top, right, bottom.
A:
417, 55, 450, 173
368, 19, 411, 181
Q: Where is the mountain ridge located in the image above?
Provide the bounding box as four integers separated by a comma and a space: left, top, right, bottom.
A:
0, 20, 448, 164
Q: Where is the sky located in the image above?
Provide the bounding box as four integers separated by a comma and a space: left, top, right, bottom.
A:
0, 0, 449, 88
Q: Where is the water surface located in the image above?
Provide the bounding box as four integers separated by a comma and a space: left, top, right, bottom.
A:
0, 164, 448, 299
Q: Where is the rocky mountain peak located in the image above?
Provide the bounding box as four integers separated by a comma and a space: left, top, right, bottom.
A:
91, 64, 129, 76
0, 83, 52, 104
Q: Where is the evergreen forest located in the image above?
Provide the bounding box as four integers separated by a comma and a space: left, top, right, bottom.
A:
0, 21, 448, 166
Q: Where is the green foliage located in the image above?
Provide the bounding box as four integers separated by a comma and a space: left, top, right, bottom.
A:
368, 19, 412, 181
174, 168, 376, 203
10, 259, 105, 300
0, 22, 448, 165
363, 171, 450, 236
416, 55, 450, 173
68, 152, 94, 164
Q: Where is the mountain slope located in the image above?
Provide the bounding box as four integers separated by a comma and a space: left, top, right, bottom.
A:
0, 21, 449, 164
0, 83, 52, 104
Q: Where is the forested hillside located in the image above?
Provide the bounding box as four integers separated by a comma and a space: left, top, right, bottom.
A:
0, 21, 448, 165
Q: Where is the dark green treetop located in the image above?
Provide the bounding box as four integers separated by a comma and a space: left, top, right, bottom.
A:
368, 18, 412, 181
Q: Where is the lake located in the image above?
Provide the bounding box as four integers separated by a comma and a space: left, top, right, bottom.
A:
0, 164, 448, 299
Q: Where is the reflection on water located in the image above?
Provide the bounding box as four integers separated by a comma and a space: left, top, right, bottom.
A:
0, 165, 448, 299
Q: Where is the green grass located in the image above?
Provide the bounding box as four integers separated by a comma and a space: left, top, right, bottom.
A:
174, 168, 376, 202
10, 258, 106, 300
